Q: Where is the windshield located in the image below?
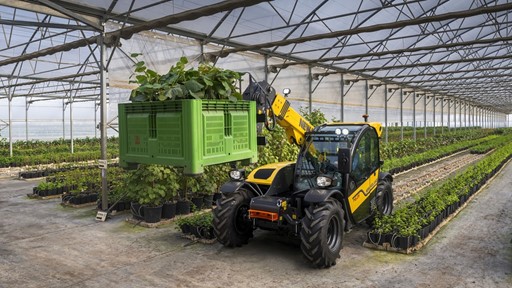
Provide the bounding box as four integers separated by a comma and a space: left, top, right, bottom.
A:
295, 133, 353, 191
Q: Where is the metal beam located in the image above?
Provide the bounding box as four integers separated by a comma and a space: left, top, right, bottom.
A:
0, 0, 269, 67
0, 71, 99, 89
37, 0, 103, 31
405, 73, 512, 84
211, 3, 512, 56
348, 54, 512, 73
0, 18, 96, 30
269, 35, 512, 69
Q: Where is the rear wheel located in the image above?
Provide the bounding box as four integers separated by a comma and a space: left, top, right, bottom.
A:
300, 199, 344, 268
376, 178, 393, 215
367, 178, 393, 226
213, 189, 254, 247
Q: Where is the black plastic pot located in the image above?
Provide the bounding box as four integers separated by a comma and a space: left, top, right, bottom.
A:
131, 202, 144, 220
162, 202, 177, 219
202, 195, 213, 209
213, 192, 222, 204
143, 205, 163, 223
176, 200, 191, 215
191, 197, 203, 211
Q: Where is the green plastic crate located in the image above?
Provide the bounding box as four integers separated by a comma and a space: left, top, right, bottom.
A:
118, 99, 257, 175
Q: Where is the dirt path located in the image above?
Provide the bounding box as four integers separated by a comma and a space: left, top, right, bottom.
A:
392, 151, 485, 203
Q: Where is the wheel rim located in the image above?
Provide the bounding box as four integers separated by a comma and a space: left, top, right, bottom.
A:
234, 204, 251, 234
327, 215, 341, 251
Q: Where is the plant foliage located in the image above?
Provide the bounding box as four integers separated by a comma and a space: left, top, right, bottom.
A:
129, 55, 244, 102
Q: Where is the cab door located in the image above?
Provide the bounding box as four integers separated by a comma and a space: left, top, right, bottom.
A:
347, 127, 380, 222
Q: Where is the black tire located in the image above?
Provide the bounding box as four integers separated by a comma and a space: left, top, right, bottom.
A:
366, 178, 393, 226
300, 199, 344, 268
376, 178, 393, 215
213, 189, 254, 247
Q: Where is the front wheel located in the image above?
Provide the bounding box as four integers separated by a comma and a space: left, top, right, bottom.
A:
213, 189, 254, 247
300, 199, 344, 268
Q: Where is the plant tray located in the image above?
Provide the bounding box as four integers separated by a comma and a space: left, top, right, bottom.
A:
118, 99, 257, 175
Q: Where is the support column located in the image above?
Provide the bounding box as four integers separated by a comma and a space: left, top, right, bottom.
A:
453, 101, 457, 129
364, 80, 369, 117
94, 103, 99, 138
459, 101, 463, 128
70, 101, 74, 154
308, 65, 312, 113
433, 96, 436, 136
340, 74, 344, 122
400, 88, 404, 141
8, 95, 13, 157
447, 100, 451, 130
99, 32, 109, 212
384, 85, 388, 143
441, 98, 444, 134
413, 91, 416, 141
62, 99, 66, 139
25, 97, 29, 141
424, 94, 427, 138
464, 102, 467, 128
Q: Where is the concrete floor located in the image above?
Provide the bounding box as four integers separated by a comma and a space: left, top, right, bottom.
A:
0, 163, 511, 288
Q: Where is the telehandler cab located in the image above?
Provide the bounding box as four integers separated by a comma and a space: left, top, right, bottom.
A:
213, 80, 393, 268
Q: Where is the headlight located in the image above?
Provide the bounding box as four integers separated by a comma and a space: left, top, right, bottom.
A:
229, 170, 245, 180
316, 176, 333, 188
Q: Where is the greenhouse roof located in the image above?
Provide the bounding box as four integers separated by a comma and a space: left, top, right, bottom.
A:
0, 0, 511, 113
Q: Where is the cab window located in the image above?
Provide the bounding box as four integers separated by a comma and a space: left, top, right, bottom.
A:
351, 129, 379, 185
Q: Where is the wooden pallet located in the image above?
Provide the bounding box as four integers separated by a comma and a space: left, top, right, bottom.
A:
125, 217, 174, 228
26, 193, 62, 200
60, 201, 97, 208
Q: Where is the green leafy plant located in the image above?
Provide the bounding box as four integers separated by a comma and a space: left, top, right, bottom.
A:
129, 55, 244, 102
299, 107, 327, 127
124, 165, 177, 207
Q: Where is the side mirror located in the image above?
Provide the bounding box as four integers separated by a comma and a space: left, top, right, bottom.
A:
337, 148, 352, 174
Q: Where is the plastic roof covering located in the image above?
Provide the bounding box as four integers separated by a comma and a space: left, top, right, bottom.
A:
0, 0, 511, 114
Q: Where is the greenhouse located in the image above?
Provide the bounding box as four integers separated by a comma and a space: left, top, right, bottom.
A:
0, 0, 511, 286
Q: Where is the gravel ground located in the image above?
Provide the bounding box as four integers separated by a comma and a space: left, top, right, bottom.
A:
0, 162, 510, 288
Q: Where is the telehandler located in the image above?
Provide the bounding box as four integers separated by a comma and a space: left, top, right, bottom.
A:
213, 81, 393, 268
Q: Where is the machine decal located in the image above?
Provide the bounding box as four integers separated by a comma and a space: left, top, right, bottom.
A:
348, 169, 379, 213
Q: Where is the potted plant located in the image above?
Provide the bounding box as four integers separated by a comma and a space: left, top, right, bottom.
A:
125, 164, 173, 223
162, 167, 180, 219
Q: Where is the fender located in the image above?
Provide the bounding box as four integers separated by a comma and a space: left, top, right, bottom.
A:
304, 189, 344, 204
378, 171, 393, 183
304, 189, 354, 229
219, 181, 263, 196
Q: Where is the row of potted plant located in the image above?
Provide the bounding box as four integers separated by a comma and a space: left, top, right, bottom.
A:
469, 132, 512, 154
175, 211, 215, 240
123, 164, 230, 223
384, 126, 487, 142
381, 134, 495, 174
0, 137, 119, 156
380, 128, 495, 159
0, 150, 118, 168
368, 137, 512, 250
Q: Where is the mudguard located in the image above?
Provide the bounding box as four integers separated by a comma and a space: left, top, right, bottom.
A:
378, 171, 393, 183
304, 189, 344, 204
219, 181, 262, 196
